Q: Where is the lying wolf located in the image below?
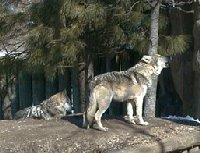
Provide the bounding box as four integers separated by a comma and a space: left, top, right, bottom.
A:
83, 54, 169, 131
14, 90, 72, 120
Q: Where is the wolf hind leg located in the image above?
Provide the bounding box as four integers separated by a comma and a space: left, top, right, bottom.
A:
95, 110, 108, 131
83, 113, 94, 129
83, 95, 98, 129
95, 100, 111, 132
87, 109, 95, 128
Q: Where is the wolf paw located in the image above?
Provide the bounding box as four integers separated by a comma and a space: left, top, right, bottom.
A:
138, 121, 149, 126
128, 119, 136, 124
97, 126, 109, 132
124, 115, 136, 124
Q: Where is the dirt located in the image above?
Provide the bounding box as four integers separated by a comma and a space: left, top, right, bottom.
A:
0, 114, 199, 153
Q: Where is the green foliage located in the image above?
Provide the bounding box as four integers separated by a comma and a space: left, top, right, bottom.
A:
60, 24, 84, 41
27, 0, 192, 75
159, 14, 169, 33
30, 0, 61, 27
158, 35, 191, 56
0, 4, 8, 18
0, 0, 192, 79
127, 33, 149, 54
0, 11, 28, 35
27, 25, 54, 49
26, 25, 85, 79
133, 1, 151, 12
113, 2, 150, 54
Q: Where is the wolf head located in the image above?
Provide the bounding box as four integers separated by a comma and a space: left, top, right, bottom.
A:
141, 54, 169, 75
63, 89, 73, 114
54, 89, 72, 116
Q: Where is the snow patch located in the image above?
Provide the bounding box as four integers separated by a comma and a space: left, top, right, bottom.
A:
163, 115, 200, 124
0, 50, 7, 57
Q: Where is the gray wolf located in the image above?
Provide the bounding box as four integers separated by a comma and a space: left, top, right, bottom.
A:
14, 90, 72, 120
83, 54, 169, 131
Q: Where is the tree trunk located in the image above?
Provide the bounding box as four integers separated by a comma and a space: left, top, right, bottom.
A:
0, 75, 7, 119
71, 66, 80, 113
12, 74, 19, 116
78, 63, 86, 112
144, 1, 161, 117
0, 99, 3, 119
85, 54, 94, 111
147, 2, 160, 56
32, 72, 45, 105
3, 75, 17, 119
58, 70, 70, 92
66, 69, 72, 99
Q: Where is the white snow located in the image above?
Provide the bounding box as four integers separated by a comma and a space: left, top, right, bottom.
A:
163, 115, 200, 124
0, 50, 7, 57
0, 49, 27, 59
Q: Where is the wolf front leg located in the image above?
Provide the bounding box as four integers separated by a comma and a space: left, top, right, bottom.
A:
125, 100, 136, 124
135, 96, 148, 125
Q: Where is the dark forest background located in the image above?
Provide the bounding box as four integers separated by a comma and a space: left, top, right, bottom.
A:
0, 0, 200, 120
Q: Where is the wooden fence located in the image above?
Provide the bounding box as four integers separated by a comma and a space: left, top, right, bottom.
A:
0, 53, 134, 119
0, 52, 182, 120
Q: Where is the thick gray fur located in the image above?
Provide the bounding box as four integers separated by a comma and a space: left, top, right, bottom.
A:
83, 54, 169, 131
14, 90, 72, 120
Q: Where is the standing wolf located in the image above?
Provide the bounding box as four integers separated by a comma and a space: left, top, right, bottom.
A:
14, 90, 72, 120
83, 54, 169, 131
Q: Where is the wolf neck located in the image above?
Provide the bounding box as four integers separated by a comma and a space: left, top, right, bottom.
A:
128, 62, 155, 86
129, 62, 154, 76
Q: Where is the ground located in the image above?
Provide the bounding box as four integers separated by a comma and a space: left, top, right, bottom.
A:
0, 114, 199, 153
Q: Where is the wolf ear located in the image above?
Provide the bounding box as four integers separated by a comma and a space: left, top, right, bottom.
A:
141, 55, 152, 63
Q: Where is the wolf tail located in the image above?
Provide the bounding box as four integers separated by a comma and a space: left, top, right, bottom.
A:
83, 91, 97, 129
14, 107, 31, 120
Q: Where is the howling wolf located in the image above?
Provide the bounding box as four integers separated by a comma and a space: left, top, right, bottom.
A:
83, 54, 169, 131
14, 90, 72, 120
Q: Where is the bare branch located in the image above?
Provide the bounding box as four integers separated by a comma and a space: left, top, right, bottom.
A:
162, 0, 194, 8
175, 6, 194, 13
161, 0, 194, 13
130, 1, 140, 11
175, 0, 193, 6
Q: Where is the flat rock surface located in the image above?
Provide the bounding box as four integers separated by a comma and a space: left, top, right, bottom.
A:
0, 114, 199, 153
